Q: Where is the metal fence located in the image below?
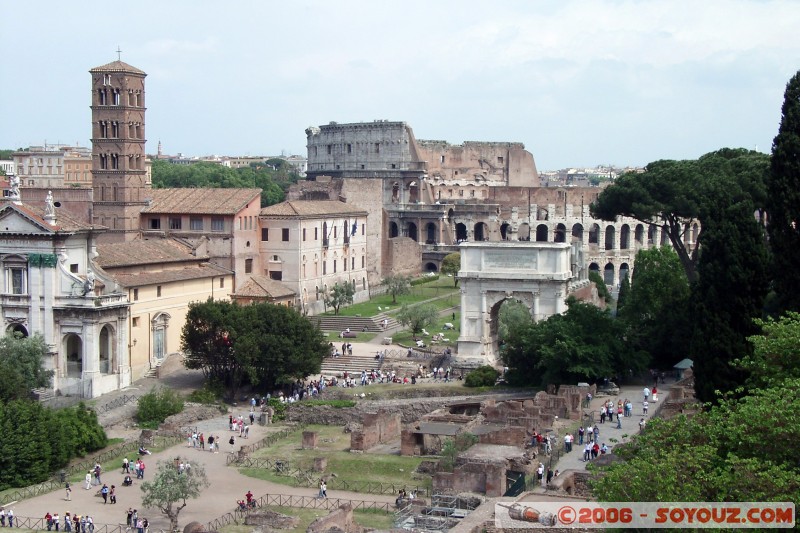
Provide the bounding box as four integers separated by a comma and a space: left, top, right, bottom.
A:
226, 424, 307, 464
206, 492, 392, 531
60, 435, 184, 480
94, 394, 140, 414
4, 517, 131, 533
230, 456, 427, 496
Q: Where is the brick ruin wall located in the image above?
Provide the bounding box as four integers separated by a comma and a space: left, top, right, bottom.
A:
350, 410, 401, 451
385, 236, 422, 277
307, 504, 363, 533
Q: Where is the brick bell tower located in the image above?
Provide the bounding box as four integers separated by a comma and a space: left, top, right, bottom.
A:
89, 57, 150, 242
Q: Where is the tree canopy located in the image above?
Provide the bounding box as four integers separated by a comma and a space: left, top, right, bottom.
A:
182, 300, 328, 397
502, 297, 644, 387
0, 332, 54, 401
766, 70, 800, 315
141, 460, 209, 532
591, 149, 769, 283
396, 303, 438, 338
324, 282, 354, 315
381, 274, 411, 304
150, 159, 299, 207
441, 252, 460, 287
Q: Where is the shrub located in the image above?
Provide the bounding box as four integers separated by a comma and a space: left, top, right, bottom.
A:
299, 399, 356, 408
136, 387, 184, 428
186, 381, 224, 405
464, 365, 499, 387
267, 398, 287, 422
411, 275, 439, 286
439, 432, 478, 472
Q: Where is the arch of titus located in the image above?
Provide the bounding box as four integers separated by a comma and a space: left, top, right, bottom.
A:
456, 242, 577, 365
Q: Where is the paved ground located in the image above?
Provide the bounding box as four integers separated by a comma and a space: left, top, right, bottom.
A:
525, 380, 672, 492
10, 411, 396, 531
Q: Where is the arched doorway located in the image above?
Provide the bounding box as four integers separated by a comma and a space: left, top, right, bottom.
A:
660, 226, 669, 246
554, 223, 567, 243
474, 222, 488, 241
389, 221, 399, 238
500, 222, 510, 240
536, 224, 548, 242
407, 222, 418, 242
7, 324, 28, 338
604, 262, 615, 286
571, 223, 584, 243
634, 224, 645, 247
391, 182, 400, 202
425, 222, 437, 244
408, 181, 419, 203
65, 334, 82, 378
518, 223, 531, 241
620, 224, 630, 249
619, 263, 630, 284
425, 262, 438, 272
99, 325, 114, 374
322, 221, 329, 246
455, 223, 468, 242
152, 312, 171, 362
589, 262, 600, 277
605, 225, 616, 250
489, 298, 533, 358
648, 224, 658, 245
589, 223, 600, 244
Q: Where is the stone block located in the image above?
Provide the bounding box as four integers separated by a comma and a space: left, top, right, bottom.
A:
302, 431, 318, 450
313, 457, 327, 472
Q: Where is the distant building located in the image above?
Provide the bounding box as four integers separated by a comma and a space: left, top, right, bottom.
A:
12, 145, 92, 189
258, 200, 369, 315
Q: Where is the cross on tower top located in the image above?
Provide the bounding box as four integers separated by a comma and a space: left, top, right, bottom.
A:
116, 46, 122, 61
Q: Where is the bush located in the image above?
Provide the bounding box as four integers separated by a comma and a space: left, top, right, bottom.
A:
411, 274, 439, 286
464, 365, 499, 387
267, 398, 287, 422
136, 388, 184, 428
186, 382, 223, 405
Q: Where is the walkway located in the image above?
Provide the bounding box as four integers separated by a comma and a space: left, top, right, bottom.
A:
9, 414, 395, 531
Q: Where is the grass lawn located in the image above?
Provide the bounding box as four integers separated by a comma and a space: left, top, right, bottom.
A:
220, 505, 394, 533
391, 309, 460, 347
242, 425, 425, 488
321, 331, 378, 343
325, 277, 459, 317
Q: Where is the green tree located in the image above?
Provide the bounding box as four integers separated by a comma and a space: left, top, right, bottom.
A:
616, 272, 630, 313
592, 149, 769, 283
182, 300, 327, 396
737, 312, 800, 388
766, 70, 800, 315
619, 247, 691, 368
396, 303, 438, 338
441, 252, 460, 287
588, 271, 612, 304
497, 299, 532, 344
381, 274, 411, 304
0, 332, 54, 401
689, 185, 768, 403
590, 380, 800, 503
324, 282, 355, 315
136, 387, 185, 428
141, 460, 209, 532
503, 297, 642, 387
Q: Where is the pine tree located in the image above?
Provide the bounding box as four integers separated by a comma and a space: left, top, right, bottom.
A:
767, 70, 800, 314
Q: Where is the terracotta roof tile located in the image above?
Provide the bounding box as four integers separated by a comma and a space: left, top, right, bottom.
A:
0, 201, 96, 233
110, 263, 231, 288
96, 238, 207, 268
233, 275, 295, 299
259, 200, 367, 218
89, 60, 146, 75
143, 188, 261, 215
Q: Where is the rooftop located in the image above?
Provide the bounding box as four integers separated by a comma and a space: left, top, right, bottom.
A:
233, 275, 296, 299
142, 188, 262, 215
260, 200, 367, 218
96, 238, 206, 268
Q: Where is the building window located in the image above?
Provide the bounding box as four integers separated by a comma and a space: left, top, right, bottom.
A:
352, 257, 355, 270
333, 260, 337, 273
362, 256, 365, 268
6, 267, 26, 294
132, 317, 140, 327
362, 223, 365, 235
375, 143, 380, 153
70, 264, 79, 273
190, 217, 203, 230
323, 262, 327, 275
347, 144, 352, 154
363, 277, 366, 290
282, 228, 289, 241
316, 286, 320, 301
219, 277, 224, 288
327, 145, 332, 154
133, 288, 139, 301
149, 218, 161, 230
315, 227, 318, 240
245, 259, 253, 274
269, 271, 282, 281
169, 217, 182, 230
156, 285, 162, 297
211, 217, 224, 232
303, 228, 306, 241
261, 228, 269, 241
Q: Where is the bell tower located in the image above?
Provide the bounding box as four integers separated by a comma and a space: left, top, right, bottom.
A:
89, 58, 150, 242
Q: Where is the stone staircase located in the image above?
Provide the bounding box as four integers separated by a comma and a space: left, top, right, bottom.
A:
320, 352, 385, 377
31, 387, 55, 402
142, 358, 164, 379
311, 313, 399, 333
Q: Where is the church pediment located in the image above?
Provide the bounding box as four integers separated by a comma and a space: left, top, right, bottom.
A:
0, 205, 55, 235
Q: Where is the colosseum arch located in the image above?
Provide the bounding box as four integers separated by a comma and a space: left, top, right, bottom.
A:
535, 224, 549, 242
554, 223, 567, 243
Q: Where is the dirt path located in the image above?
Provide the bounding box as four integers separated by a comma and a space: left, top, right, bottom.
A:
10, 413, 395, 531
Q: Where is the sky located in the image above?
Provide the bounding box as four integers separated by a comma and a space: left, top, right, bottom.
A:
1, 0, 799, 171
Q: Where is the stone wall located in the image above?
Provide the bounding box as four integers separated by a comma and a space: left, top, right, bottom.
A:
307, 504, 363, 533
477, 426, 527, 446
385, 236, 421, 277
432, 462, 508, 497
350, 410, 401, 451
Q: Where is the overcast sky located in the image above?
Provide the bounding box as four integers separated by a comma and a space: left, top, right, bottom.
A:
1, 0, 798, 170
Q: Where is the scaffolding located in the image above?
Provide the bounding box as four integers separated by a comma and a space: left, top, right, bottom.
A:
394, 493, 478, 531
